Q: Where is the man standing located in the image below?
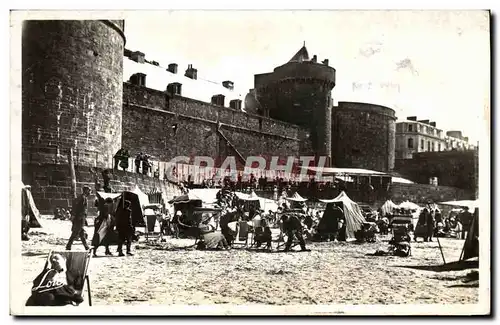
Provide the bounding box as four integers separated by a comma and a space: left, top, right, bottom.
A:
116, 200, 135, 256
425, 209, 436, 242
66, 186, 91, 251
280, 214, 310, 252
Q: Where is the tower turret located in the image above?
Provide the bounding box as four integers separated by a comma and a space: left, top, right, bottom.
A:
254, 44, 336, 165
22, 20, 125, 168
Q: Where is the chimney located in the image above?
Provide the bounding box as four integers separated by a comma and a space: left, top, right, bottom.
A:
167, 63, 178, 74
430, 122, 436, 127
407, 116, 417, 121
222, 81, 234, 90
211, 94, 225, 106
230, 99, 242, 110
129, 73, 146, 87
185, 64, 198, 80
311, 55, 317, 63
322, 59, 329, 65
418, 119, 430, 124
131, 51, 146, 64
167, 82, 182, 96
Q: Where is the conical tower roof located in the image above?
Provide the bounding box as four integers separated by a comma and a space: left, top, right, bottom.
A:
289, 43, 309, 62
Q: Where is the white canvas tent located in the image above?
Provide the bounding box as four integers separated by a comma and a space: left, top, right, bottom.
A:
439, 200, 479, 212
380, 200, 397, 217
234, 191, 260, 201
131, 185, 150, 210
234, 191, 279, 212
286, 192, 308, 202
397, 201, 420, 211
189, 188, 219, 206
321, 191, 366, 240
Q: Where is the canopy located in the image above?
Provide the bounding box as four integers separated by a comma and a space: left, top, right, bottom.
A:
301, 166, 389, 177
286, 192, 308, 202
168, 192, 203, 204
439, 200, 479, 211
234, 191, 260, 201
96, 192, 122, 201
392, 176, 414, 184
397, 201, 420, 211
380, 200, 397, 217
189, 188, 219, 204
325, 191, 366, 240
131, 185, 150, 208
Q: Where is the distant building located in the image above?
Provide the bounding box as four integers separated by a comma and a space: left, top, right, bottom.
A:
445, 131, 476, 151
395, 116, 445, 159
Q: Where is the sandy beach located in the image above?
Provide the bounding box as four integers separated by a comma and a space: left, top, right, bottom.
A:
19, 216, 478, 306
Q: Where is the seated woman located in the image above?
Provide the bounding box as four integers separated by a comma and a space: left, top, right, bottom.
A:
25, 253, 84, 306
254, 218, 272, 250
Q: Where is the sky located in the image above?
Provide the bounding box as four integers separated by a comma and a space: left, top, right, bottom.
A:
122, 10, 490, 144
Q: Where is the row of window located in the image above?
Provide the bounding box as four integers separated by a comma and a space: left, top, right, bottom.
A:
407, 138, 442, 151
404, 123, 442, 137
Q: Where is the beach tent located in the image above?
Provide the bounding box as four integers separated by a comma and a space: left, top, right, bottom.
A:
461, 208, 479, 261
320, 191, 366, 240
286, 192, 308, 209
397, 201, 420, 211
189, 188, 220, 206
169, 192, 203, 224
234, 191, 261, 212
21, 182, 42, 228
286, 192, 308, 202
115, 187, 151, 227
439, 200, 479, 212
380, 200, 397, 217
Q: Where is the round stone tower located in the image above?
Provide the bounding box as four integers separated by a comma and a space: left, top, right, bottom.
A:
254, 45, 336, 165
332, 101, 396, 172
22, 20, 125, 168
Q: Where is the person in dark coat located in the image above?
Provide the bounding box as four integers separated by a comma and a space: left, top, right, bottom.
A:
458, 207, 473, 240
66, 186, 91, 251
425, 209, 435, 242
135, 153, 143, 174
113, 149, 124, 170
116, 200, 134, 256
280, 214, 310, 252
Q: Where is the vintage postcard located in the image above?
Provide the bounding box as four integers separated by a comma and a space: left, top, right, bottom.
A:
10, 9, 491, 316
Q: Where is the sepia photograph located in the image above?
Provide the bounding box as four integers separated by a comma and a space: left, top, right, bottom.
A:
9, 8, 491, 316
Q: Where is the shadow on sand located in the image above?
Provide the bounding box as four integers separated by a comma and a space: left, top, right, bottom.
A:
393, 258, 478, 273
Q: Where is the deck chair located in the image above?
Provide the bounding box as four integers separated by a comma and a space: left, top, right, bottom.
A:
144, 213, 165, 243
389, 224, 412, 257
232, 221, 250, 248
27, 249, 92, 306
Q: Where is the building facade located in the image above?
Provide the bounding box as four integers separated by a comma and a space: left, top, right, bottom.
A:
396, 116, 476, 159
395, 116, 447, 159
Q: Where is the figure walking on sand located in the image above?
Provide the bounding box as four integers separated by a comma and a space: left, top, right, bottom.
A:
66, 186, 91, 251
116, 200, 135, 256
280, 214, 310, 252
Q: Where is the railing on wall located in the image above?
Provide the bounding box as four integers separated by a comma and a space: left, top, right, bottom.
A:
113, 157, 316, 184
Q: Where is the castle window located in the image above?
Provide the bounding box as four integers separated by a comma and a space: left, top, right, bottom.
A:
431, 142, 435, 151
427, 141, 430, 151
421, 139, 424, 149
407, 138, 414, 149
438, 143, 441, 151
408, 124, 413, 132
